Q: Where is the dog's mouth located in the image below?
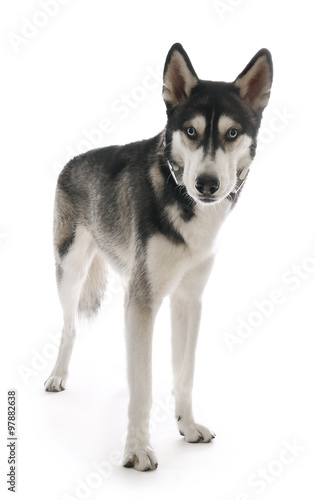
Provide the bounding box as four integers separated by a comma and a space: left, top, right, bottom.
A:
186, 181, 229, 205
196, 194, 218, 204
192, 184, 236, 205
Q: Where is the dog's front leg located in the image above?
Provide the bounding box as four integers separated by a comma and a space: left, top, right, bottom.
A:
170, 257, 216, 443
123, 290, 159, 471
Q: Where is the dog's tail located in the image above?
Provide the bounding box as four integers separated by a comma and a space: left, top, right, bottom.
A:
54, 190, 107, 319
78, 253, 107, 319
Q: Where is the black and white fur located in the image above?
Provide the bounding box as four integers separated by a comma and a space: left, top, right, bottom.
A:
45, 43, 273, 471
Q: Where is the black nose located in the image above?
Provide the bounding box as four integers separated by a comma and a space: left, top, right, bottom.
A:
195, 174, 220, 196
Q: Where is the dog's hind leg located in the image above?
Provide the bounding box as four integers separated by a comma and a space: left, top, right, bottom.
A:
170, 257, 216, 443
45, 226, 100, 392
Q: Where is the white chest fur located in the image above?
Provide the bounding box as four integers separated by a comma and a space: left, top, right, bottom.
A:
169, 199, 230, 256
146, 199, 230, 299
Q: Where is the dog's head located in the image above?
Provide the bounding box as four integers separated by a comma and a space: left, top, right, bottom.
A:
163, 43, 273, 204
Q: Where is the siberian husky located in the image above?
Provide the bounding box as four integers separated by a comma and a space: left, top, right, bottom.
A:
45, 43, 273, 471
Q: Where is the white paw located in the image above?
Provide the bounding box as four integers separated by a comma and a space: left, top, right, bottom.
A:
123, 446, 158, 471
44, 373, 67, 392
178, 421, 215, 443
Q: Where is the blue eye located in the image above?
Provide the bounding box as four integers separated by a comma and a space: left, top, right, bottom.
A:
226, 128, 239, 141
186, 127, 197, 138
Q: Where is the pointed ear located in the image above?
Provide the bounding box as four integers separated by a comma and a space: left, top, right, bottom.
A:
163, 43, 199, 109
234, 49, 273, 111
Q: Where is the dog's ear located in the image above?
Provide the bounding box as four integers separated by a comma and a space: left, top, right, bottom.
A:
163, 43, 199, 110
234, 49, 273, 111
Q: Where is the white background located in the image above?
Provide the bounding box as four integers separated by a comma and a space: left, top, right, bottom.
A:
1, 1, 315, 499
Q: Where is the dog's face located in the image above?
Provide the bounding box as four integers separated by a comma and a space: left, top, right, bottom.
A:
163, 44, 273, 204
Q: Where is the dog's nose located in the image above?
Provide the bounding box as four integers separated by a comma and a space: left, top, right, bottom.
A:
195, 174, 220, 196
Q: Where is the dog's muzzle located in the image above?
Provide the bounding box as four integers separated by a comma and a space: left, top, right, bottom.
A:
167, 156, 250, 198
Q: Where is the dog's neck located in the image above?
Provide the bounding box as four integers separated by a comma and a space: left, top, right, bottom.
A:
166, 157, 183, 185
162, 136, 184, 185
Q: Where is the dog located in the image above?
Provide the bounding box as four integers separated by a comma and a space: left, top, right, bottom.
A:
45, 43, 273, 471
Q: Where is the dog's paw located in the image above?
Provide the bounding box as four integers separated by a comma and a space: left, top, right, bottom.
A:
178, 421, 215, 443
44, 374, 67, 392
123, 446, 158, 471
